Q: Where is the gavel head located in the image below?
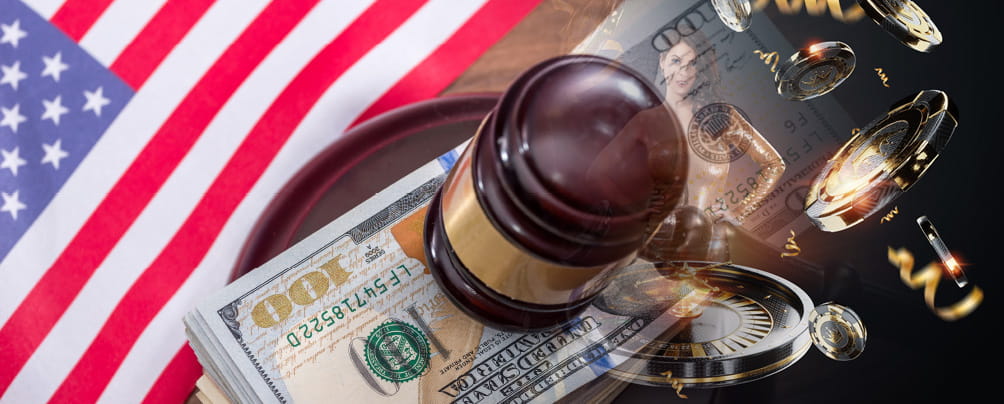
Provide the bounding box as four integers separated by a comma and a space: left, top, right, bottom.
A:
424, 55, 689, 331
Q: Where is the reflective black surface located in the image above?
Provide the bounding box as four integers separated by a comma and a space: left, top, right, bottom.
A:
620, 4, 1003, 402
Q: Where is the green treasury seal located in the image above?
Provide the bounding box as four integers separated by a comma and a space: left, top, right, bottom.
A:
363, 320, 431, 383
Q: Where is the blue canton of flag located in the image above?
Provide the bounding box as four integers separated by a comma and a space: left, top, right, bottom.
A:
0, 0, 132, 261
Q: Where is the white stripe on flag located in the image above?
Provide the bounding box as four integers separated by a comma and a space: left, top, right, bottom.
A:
96, 0, 381, 399
22, 0, 65, 20
293, 0, 489, 129
96, 246, 232, 404
0, 2, 272, 401
0, 0, 263, 329
100, 0, 489, 401
78, 0, 168, 66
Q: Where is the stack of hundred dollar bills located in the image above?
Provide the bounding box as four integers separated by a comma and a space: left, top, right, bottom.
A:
184, 143, 688, 403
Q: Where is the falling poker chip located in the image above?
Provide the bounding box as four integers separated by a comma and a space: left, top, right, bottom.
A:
804, 90, 958, 232
858, 0, 942, 52
809, 302, 867, 361
917, 216, 968, 287
711, 0, 753, 32
775, 41, 855, 101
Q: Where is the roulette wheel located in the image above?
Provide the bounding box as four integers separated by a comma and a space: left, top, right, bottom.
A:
594, 261, 814, 388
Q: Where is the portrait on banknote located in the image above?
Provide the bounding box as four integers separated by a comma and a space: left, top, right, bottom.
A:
576, 0, 855, 248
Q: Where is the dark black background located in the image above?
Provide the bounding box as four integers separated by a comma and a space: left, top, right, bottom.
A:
617, 2, 1004, 403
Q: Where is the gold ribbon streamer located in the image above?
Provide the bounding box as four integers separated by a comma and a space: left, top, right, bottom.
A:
874, 68, 890, 87
752, 0, 866, 23
781, 230, 801, 257
880, 206, 899, 223
660, 371, 689, 399
753, 50, 779, 72
887, 247, 983, 321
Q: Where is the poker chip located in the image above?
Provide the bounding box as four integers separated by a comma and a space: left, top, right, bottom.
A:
858, 0, 942, 52
809, 302, 867, 361
775, 41, 856, 101
804, 90, 958, 232
712, 0, 753, 32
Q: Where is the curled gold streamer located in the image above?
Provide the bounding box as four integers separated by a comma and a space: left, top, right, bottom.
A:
752, 0, 866, 23
780, 230, 801, 257
754, 50, 779, 72
887, 247, 983, 321
874, 68, 891, 87
660, 371, 689, 399
851, 128, 860, 135
880, 206, 899, 223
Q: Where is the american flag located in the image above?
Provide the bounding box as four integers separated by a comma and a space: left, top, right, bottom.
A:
0, 0, 539, 402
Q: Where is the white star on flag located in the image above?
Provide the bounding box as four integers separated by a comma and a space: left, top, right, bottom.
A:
1, 61, 28, 91
40, 139, 69, 170
82, 87, 110, 117
41, 96, 69, 125
1, 190, 26, 220
0, 19, 27, 48
1, 147, 27, 176
0, 104, 27, 133
41, 52, 69, 82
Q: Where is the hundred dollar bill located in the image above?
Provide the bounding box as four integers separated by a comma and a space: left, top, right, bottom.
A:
574, 0, 857, 247
185, 144, 692, 404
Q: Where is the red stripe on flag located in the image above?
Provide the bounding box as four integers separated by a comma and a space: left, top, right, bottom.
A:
110, 0, 215, 90
144, 0, 537, 399
50, 0, 427, 401
140, 345, 200, 404
49, 0, 114, 41
351, 0, 542, 127
0, 1, 318, 396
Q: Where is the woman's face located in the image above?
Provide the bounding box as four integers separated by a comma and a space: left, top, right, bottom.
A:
660, 41, 698, 98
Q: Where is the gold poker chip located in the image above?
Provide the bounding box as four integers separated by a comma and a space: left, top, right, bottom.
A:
711, 0, 753, 32
804, 90, 958, 232
775, 41, 855, 101
858, 0, 942, 53
809, 302, 866, 361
